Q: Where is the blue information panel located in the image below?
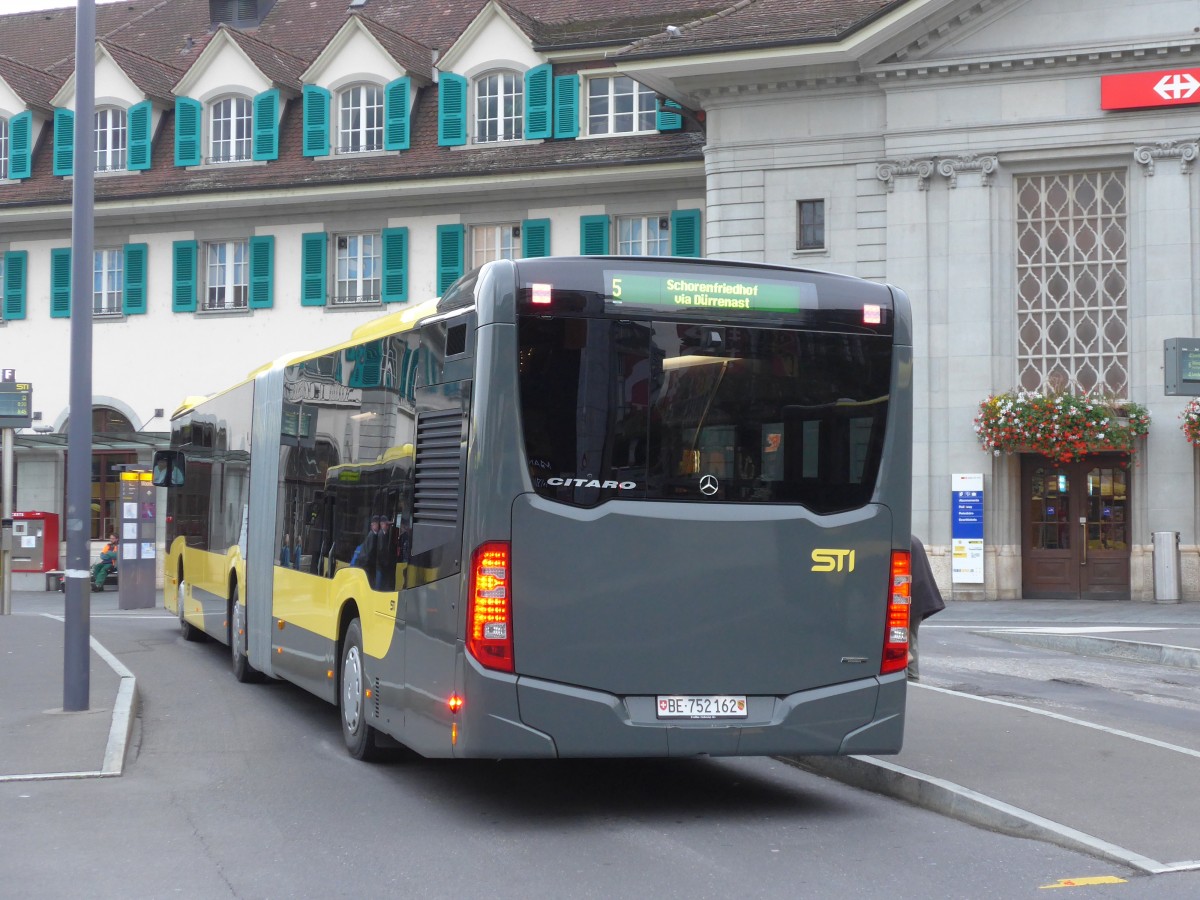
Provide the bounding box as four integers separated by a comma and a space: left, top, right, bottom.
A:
951, 473, 984, 584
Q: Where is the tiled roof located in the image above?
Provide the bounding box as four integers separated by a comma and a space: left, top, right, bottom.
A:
0, 54, 58, 111
223, 27, 309, 92
101, 41, 185, 105
355, 15, 434, 82
617, 0, 911, 58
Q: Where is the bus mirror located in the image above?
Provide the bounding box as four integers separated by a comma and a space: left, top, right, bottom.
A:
152, 450, 186, 488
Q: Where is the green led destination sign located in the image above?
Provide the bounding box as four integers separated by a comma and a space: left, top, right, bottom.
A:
0, 381, 33, 428
605, 271, 815, 313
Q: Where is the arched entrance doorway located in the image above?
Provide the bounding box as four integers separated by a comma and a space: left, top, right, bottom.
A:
1020, 453, 1131, 600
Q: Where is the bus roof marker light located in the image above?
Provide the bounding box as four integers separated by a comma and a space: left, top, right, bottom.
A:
531, 283, 552, 305
863, 304, 882, 325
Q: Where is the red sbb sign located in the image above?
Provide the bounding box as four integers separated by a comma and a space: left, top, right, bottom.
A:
1102, 68, 1200, 111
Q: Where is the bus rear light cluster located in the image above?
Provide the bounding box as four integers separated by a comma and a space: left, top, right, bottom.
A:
880, 549, 911, 675
467, 541, 514, 673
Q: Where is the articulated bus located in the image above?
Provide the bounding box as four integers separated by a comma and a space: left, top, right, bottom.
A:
155, 256, 913, 760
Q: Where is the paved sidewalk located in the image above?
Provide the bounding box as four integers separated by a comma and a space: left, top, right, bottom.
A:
0, 590, 137, 782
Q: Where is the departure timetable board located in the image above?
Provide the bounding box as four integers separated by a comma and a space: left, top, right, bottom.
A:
0, 381, 32, 428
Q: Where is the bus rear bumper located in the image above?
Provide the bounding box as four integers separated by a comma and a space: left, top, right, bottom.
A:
485, 672, 906, 759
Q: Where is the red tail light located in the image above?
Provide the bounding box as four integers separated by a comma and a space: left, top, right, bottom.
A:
467, 541, 514, 673
881, 550, 911, 675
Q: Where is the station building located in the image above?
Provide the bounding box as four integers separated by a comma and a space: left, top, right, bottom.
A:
2, 0, 1199, 600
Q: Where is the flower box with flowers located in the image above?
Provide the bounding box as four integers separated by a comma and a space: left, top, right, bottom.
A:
974, 391, 1150, 464
1180, 398, 1200, 445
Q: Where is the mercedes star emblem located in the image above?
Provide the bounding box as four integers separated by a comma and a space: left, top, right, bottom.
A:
699, 474, 719, 496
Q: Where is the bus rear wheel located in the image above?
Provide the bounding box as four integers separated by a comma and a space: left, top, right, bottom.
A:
340, 619, 381, 761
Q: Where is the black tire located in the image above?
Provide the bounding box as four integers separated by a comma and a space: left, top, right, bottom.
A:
229, 593, 262, 683
178, 578, 204, 642
340, 619, 381, 761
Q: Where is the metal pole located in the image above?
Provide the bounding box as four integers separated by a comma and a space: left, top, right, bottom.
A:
64, 0, 96, 712
1, 427, 12, 616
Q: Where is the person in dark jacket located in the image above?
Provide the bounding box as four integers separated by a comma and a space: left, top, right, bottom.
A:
908, 535, 945, 681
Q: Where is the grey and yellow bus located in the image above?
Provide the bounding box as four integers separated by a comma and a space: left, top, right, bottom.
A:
156, 255, 913, 760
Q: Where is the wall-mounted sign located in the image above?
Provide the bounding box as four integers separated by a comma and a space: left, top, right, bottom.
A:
951, 473, 984, 584
1102, 68, 1200, 111
1164, 338, 1200, 396
0, 381, 32, 429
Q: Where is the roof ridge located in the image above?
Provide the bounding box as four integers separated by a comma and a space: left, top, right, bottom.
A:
615, 0, 756, 55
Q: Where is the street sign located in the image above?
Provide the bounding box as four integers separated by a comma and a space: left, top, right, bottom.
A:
1101, 68, 1200, 110
0, 381, 32, 429
951, 473, 984, 584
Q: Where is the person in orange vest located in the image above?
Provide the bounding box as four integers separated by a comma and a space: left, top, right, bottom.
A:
92, 533, 119, 592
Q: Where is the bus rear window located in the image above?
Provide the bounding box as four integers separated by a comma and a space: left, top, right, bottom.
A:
517, 316, 892, 513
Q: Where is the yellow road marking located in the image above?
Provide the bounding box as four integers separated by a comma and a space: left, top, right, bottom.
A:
1039, 876, 1127, 889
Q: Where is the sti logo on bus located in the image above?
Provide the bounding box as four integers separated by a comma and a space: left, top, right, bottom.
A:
811, 549, 855, 573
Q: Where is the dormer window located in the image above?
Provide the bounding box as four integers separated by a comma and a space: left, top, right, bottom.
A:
210, 95, 253, 163
587, 76, 656, 136
95, 107, 127, 172
475, 70, 523, 144
338, 84, 383, 154
210, 0, 275, 29
0, 117, 8, 179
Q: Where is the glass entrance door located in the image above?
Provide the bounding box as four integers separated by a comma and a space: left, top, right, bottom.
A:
1021, 454, 1130, 600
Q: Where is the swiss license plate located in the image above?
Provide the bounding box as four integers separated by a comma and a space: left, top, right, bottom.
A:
656, 695, 748, 719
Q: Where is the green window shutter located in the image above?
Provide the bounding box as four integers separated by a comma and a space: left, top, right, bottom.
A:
436, 224, 464, 295
3, 251, 28, 320
172, 240, 197, 312
8, 111, 33, 180
524, 64, 552, 140
174, 97, 202, 166
301, 232, 328, 306
381, 227, 409, 303
50, 247, 71, 318
123, 243, 148, 314
656, 98, 683, 133
302, 85, 330, 157
552, 75, 579, 139
252, 89, 280, 161
437, 73, 467, 147
249, 235, 275, 309
522, 218, 550, 258
670, 209, 702, 258
127, 101, 152, 171
384, 78, 411, 151
53, 108, 74, 176
579, 215, 610, 255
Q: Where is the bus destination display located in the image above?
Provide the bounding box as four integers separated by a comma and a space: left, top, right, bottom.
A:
605, 270, 815, 313
0, 381, 32, 428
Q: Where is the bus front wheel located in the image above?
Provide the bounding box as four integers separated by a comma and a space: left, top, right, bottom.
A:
178, 579, 203, 643
340, 619, 381, 761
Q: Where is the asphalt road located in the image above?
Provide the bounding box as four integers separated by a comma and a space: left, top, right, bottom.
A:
3, 604, 1199, 898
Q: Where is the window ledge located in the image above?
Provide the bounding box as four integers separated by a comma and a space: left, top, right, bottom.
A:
792, 248, 828, 258
186, 158, 267, 172
198, 305, 251, 317
577, 130, 657, 140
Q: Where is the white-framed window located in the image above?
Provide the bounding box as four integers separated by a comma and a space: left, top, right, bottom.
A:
797, 199, 826, 251
0, 116, 8, 179
616, 215, 669, 256
93, 249, 123, 315
587, 76, 657, 136
471, 223, 520, 268
338, 84, 383, 153
94, 108, 126, 172
204, 240, 249, 311
475, 71, 523, 144
210, 96, 253, 163
334, 233, 381, 305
